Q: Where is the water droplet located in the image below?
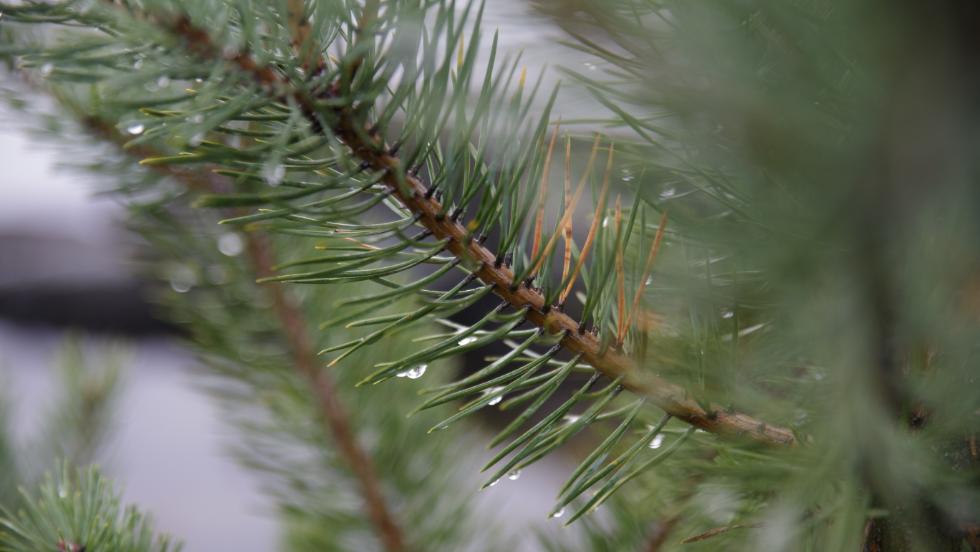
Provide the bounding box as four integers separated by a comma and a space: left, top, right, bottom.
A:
584, 61, 596, 70
721, 309, 734, 319
189, 113, 204, 124
487, 478, 500, 488
171, 280, 192, 293
133, 58, 144, 70
126, 123, 144, 135
156, 75, 171, 88
169, 265, 197, 293
40, 63, 53, 77
189, 133, 204, 146
263, 162, 285, 186
659, 186, 676, 199
601, 216, 610, 228
649, 434, 665, 449
195, 77, 203, 83
483, 386, 505, 406
458, 336, 478, 346
507, 470, 521, 481
563, 414, 580, 425
645, 276, 654, 286
397, 364, 427, 379
57, 485, 67, 499
217, 233, 244, 257
620, 169, 634, 182
551, 508, 565, 519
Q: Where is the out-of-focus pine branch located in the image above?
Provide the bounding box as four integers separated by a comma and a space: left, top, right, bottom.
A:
0, 337, 122, 512
0, 464, 178, 552
31, 339, 122, 478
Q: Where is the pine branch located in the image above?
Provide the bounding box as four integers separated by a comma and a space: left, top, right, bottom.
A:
1, 464, 177, 552
159, 11, 795, 447
78, 115, 407, 552
242, 231, 407, 552
333, 125, 794, 446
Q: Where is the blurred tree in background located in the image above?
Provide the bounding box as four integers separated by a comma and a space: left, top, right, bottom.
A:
0, 0, 978, 550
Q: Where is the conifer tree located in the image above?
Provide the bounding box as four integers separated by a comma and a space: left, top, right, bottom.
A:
1, 0, 978, 550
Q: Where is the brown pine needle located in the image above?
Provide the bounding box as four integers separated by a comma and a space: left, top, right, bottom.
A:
530, 122, 561, 262
623, 210, 669, 337
315, 236, 381, 251
528, 134, 601, 278
681, 523, 757, 544
456, 33, 465, 72
559, 142, 614, 305
560, 136, 574, 287
614, 195, 628, 345
344, 236, 382, 250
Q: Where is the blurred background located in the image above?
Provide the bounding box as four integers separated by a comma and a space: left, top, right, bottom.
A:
0, 2, 592, 550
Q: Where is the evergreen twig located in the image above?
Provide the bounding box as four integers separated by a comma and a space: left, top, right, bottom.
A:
158, 11, 796, 447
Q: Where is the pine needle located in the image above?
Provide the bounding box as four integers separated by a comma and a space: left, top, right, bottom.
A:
527, 134, 601, 279
560, 136, 574, 288
558, 142, 614, 305
531, 121, 561, 263
622, 210, 668, 339
614, 195, 627, 344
